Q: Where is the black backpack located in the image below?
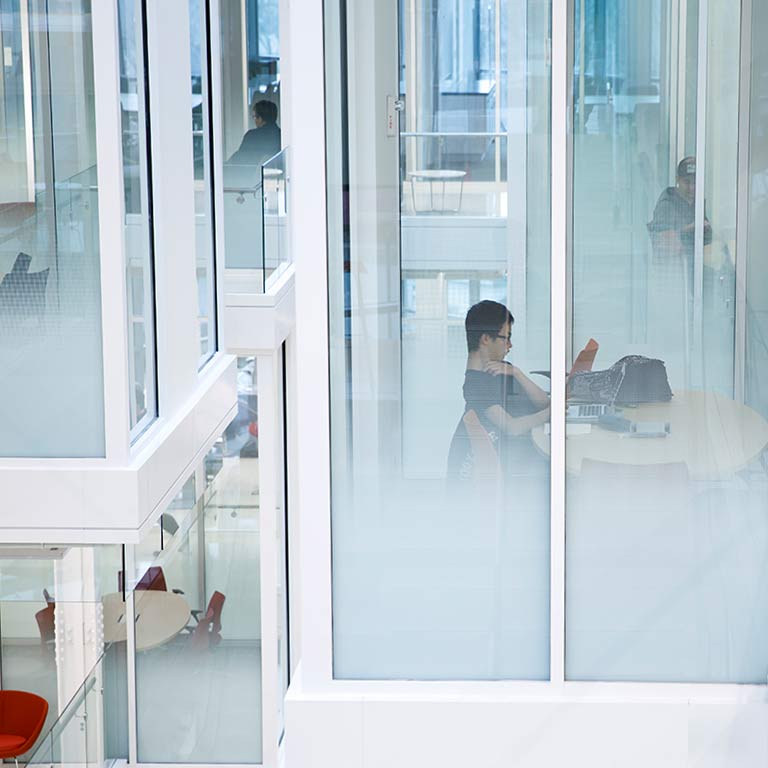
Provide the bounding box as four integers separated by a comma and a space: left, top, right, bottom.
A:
569, 355, 673, 405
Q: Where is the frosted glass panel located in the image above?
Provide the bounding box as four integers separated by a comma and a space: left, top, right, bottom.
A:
327, 0, 551, 679
567, 0, 768, 683
0, 0, 104, 457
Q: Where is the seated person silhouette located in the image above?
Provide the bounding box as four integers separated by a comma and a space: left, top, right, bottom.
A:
647, 156, 712, 270
228, 99, 281, 168
0, 251, 49, 321
447, 300, 550, 482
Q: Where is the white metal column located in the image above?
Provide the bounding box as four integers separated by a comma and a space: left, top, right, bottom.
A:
550, 0, 569, 686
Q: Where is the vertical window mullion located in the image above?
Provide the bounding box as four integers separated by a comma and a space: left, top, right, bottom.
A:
550, 0, 570, 687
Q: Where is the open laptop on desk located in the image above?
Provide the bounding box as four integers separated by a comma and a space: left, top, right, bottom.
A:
565, 338, 625, 423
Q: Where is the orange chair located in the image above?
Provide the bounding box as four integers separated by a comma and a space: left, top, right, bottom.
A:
189, 591, 226, 651
0, 691, 49, 767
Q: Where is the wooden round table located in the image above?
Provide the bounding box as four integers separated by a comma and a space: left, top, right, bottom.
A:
531, 391, 768, 480
102, 591, 191, 651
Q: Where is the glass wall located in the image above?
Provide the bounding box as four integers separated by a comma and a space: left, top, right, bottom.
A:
0, 0, 104, 456
326, 0, 551, 679
219, 0, 281, 273
566, 0, 768, 683
135, 468, 261, 763
190, 0, 217, 366
118, 0, 157, 436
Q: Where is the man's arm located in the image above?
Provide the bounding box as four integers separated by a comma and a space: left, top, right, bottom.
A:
484, 361, 551, 409
485, 404, 550, 437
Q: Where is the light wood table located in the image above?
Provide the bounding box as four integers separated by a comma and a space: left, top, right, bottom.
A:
102, 591, 191, 651
531, 391, 768, 480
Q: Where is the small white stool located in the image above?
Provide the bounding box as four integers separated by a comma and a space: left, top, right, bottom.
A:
407, 169, 466, 213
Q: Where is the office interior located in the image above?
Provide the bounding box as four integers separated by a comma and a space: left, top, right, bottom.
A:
0, 0, 767, 767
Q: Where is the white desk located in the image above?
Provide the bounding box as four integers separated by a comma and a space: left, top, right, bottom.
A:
532, 391, 768, 480
103, 591, 190, 651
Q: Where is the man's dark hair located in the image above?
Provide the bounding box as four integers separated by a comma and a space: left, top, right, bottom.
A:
465, 300, 514, 352
252, 99, 278, 125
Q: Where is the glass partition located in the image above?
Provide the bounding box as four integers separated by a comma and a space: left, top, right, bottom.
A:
219, 0, 281, 276
25, 646, 120, 768
326, 0, 552, 680
565, 0, 768, 684
190, 0, 217, 366
118, 0, 157, 437
262, 147, 289, 290
135, 478, 261, 763
0, 0, 104, 456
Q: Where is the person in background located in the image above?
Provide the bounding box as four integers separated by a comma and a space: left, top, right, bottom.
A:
648, 156, 712, 267
228, 98, 281, 167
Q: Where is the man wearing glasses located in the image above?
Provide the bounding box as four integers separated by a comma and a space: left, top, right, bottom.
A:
448, 300, 550, 480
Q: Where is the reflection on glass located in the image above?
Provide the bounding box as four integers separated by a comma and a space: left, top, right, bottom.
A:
220, 0, 281, 273
327, 0, 551, 679
135, 485, 261, 763
118, 0, 157, 435
0, 0, 104, 456
189, 0, 217, 364
567, 0, 768, 683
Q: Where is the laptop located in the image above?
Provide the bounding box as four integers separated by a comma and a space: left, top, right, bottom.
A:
565, 338, 623, 423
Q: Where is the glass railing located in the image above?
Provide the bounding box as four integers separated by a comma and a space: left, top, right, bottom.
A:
223, 147, 291, 293
262, 147, 290, 291
25, 643, 127, 768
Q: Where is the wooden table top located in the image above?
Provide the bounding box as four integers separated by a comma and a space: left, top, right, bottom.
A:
102, 591, 191, 651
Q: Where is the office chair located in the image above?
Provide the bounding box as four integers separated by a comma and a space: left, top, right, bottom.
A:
0, 691, 49, 768
188, 591, 226, 651
34, 603, 55, 658
118, 565, 184, 594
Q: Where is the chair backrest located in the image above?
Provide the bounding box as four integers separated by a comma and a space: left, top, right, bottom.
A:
42, 588, 54, 604
570, 338, 599, 376
207, 591, 226, 634
34, 604, 55, 645
0, 690, 49, 757
462, 409, 501, 482
118, 566, 168, 593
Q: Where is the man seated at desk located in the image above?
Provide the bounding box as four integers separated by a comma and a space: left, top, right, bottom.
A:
448, 300, 550, 480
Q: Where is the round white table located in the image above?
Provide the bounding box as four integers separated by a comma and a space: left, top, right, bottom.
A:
531, 390, 768, 480
102, 591, 191, 651
407, 169, 466, 213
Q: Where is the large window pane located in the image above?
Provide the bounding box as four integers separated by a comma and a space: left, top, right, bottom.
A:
327, 0, 551, 680
567, 0, 768, 683
190, 0, 217, 365
0, 0, 104, 456
118, 0, 156, 435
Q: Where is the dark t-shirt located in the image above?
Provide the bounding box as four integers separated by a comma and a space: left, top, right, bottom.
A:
228, 123, 282, 167
447, 367, 542, 478
648, 187, 711, 255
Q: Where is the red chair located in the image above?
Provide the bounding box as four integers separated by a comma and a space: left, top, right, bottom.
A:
118, 566, 168, 593
189, 591, 226, 651
0, 690, 49, 767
